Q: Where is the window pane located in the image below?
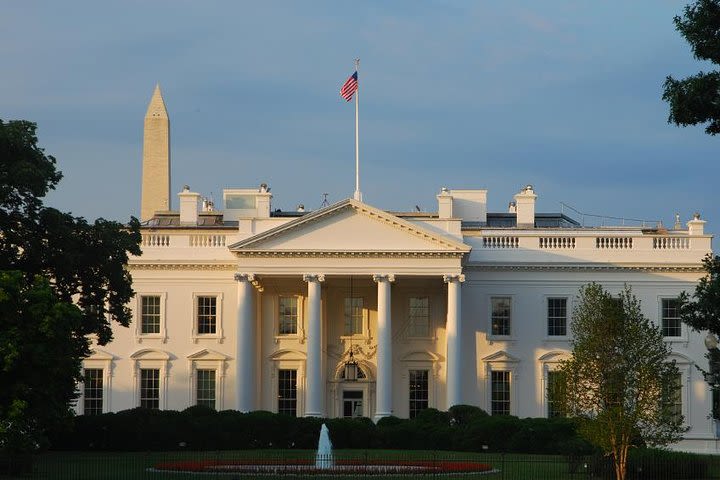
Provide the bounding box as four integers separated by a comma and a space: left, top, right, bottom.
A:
344, 297, 363, 335
662, 299, 681, 337
546, 371, 564, 418
83, 369, 103, 415
491, 370, 511, 416
547, 298, 567, 336
141, 296, 161, 334
279, 296, 298, 335
140, 369, 160, 409
196, 369, 216, 409
408, 297, 429, 337
665, 373, 683, 422
278, 369, 297, 416
197, 296, 217, 334
491, 297, 511, 336
409, 369, 429, 419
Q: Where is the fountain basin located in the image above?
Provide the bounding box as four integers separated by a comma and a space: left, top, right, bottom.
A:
152, 458, 494, 476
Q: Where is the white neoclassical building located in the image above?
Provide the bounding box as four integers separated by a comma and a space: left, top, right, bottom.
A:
77, 86, 715, 452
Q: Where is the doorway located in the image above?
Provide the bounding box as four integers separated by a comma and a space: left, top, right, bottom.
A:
342, 390, 363, 418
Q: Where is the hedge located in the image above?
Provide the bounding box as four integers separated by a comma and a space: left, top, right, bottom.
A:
47, 404, 594, 454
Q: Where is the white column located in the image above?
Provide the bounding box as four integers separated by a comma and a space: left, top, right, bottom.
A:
234, 273, 256, 412
303, 274, 325, 417
373, 274, 395, 421
444, 274, 465, 409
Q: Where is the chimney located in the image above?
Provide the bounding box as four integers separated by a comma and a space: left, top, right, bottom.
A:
437, 187, 453, 219
687, 212, 706, 236
179, 185, 201, 225
514, 184, 537, 228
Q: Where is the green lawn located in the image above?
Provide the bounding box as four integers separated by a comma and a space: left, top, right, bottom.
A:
5, 450, 592, 480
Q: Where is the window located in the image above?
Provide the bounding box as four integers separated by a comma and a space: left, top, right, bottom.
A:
279, 296, 298, 335
344, 297, 363, 336
83, 368, 103, 415
409, 369, 429, 419
278, 369, 297, 416
408, 297, 430, 337
547, 298, 567, 337
662, 299, 681, 337
491, 370, 511, 415
196, 296, 217, 335
665, 373, 683, 422
343, 390, 364, 418
546, 370, 564, 418
196, 369, 216, 409
141, 295, 161, 334
491, 297, 511, 336
140, 368, 160, 409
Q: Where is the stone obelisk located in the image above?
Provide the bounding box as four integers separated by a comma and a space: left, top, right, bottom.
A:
141, 84, 171, 221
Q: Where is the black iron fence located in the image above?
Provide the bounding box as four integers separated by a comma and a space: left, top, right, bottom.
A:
2, 450, 720, 480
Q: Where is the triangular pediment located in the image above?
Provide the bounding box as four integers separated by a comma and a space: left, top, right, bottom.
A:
482, 350, 520, 363
187, 349, 230, 361
229, 199, 470, 254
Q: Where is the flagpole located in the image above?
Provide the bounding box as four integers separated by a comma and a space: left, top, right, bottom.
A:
354, 58, 362, 202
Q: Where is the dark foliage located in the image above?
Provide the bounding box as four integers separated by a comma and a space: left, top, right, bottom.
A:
663, 0, 720, 135
0, 119, 141, 452
49, 407, 594, 455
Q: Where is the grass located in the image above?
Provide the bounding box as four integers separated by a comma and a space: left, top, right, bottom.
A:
4, 450, 593, 480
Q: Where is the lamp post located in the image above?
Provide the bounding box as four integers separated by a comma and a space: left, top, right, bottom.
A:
704, 333, 720, 431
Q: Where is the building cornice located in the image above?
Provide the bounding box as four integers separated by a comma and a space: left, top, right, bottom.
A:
464, 263, 704, 273
232, 250, 465, 258
129, 262, 236, 271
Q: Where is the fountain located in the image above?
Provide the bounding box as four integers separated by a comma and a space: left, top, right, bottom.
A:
315, 423, 334, 469
152, 422, 494, 476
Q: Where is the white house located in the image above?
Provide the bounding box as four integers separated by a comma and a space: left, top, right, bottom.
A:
77, 86, 715, 453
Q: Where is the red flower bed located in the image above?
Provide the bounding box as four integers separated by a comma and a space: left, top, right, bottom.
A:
153, 458, 493, 475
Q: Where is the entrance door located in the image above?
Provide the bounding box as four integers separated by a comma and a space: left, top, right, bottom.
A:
342, 390, 363, 418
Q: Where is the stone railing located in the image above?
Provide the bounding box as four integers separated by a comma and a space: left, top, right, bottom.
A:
141, 234, 170, 247
471, 232, 710, 264
482, 236, 519, 248
189, 235, 226, 247
596, 237, 633, 249
539, 237, 576, 249
141, 233, 233, 248
653, 237, 690, 249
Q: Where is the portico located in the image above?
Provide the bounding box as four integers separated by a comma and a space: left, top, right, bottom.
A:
229, 198, 471, 419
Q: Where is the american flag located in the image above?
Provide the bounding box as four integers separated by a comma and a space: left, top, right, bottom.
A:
340, 71, 358, 101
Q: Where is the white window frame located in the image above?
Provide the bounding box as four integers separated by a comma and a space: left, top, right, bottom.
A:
192, 293, 224, 343
187, 349, 229, 410
482, 351, 519, 416
544, 295, 571, 341
79, 349, 114, 414
135, 292, 167, 343
488, 295, 514, 340
400, 351, 440, 418
658, 296, 686, 343
341, 296, 370, 340
407, 295, 432, 339
538, 351, 570, 418
667, 353, 692, 429
130, 349, 170, 409
274, 294, 305, 341
269, 350, 307, 417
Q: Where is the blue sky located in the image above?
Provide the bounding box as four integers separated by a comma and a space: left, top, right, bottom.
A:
2, 1, 717, 231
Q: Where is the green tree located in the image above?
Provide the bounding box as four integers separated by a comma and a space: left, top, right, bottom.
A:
554, 284, 684, 480
678, 254, 720, 417
663, 0, 720, 134
678, 254, 720, 335
0, 120, 141, 451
